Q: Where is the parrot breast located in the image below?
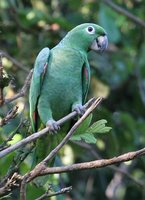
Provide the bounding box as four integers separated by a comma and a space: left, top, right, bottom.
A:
37, 47, 86, 123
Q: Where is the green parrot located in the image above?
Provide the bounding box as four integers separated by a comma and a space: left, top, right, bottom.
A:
29, 23, 108, 164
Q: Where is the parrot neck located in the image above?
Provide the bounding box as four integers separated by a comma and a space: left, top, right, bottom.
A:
57, 34, 90, 53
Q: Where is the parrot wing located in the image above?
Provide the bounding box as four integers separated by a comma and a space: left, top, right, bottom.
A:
82, 62, 90, 103
29, 47, 50, 132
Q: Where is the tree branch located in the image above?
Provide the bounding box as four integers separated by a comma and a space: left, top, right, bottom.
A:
1, 147, 145, 197
19, 97, 102, 200
0, 145, 34, 189
0, 119, 27, 151
4, 69, 33, 104
43, 97, 103, 164
36, 186, 72, 200
103, 0, 145, 28
0, 173, 21, 197
37, 147, 145, 177
0, 97, 102, 158
105, 163, 130, 199
0, 106, 18, 127
23, 97, 102, 185
73, 141, 144, 187
0, 53, 4, 106
20, 176, 27, 200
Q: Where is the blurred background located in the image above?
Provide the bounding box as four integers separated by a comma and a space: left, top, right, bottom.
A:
0, 0, 145, 199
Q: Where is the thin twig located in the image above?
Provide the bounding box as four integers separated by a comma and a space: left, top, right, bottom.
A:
0, 106, 18, 127
103, 0, 145, 28
0, 53, 4, 106
105, 163, 130, 199
20, 176, 27, 200
0, 145, 34, 190
0, 119, 27, 151
4, 69, 33, 104
36, 186, 72, 200
0, 50, 29, 73
108, 162, 144, 188
0, 97, 100, 158
0, 173, 22, 197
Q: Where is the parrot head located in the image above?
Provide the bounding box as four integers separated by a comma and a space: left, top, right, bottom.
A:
59, 23, 108, 52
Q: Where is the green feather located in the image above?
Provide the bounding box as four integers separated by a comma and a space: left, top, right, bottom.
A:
29, 23, 107, 167
29, 47, 50, 132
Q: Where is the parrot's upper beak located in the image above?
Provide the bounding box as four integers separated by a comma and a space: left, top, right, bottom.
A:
90, 35, 108, 52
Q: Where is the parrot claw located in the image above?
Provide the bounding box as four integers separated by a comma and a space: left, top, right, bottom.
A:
46, 119, 60, 135
73, 104, 86, 116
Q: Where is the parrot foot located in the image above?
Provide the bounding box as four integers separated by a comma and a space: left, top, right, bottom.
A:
73, 104, 86, 116
46, 119, 60, 134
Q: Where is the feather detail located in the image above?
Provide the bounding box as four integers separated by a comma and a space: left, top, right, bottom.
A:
42, 63, 48, 79
84, 66, 89, 81
82, 63, 90, 103
29, 47, 50, 133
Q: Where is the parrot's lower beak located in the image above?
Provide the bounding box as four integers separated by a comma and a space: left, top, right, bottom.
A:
90, 35, 108, 52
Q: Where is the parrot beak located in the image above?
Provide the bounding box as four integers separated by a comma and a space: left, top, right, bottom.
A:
90, 35, 108, 52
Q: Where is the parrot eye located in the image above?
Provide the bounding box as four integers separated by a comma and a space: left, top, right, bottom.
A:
86, 26, 95, 34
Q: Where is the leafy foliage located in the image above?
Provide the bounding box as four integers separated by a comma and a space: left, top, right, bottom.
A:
71, 116, 112, 143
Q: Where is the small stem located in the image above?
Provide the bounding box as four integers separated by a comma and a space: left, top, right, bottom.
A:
36, 186, 72, 200
20, 176, 27, 200
0, 106, 18, 127
0, 53, 4, 106
4, 69, 33, 104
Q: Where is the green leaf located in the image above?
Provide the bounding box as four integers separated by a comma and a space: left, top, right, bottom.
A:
73, 114, 92, 135
71, 118, 111, 144
86, 119, 112, 134
71, 133, 96, 144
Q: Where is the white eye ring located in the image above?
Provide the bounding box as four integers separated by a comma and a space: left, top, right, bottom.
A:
86, 26, 95, 34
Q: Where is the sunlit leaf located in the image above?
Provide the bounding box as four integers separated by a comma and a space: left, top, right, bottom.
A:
86, 119, 112, 134
71, 119, 111, 144
73, 114, 92, 135
71, 132, 96, 144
